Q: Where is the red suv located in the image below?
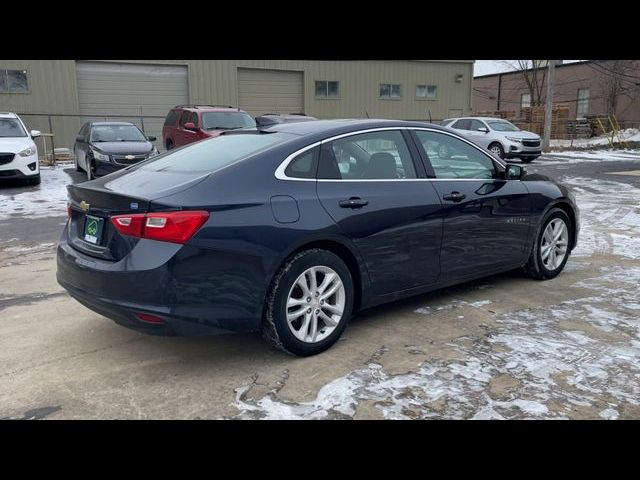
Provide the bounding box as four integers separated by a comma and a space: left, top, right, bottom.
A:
162, 105, 256, 150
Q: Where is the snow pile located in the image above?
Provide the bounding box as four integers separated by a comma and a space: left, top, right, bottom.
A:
563, 176, 640, 259
0, 166, 73, 220
551, 128, 640, 149
542, 150, 640, 164
232, 264, 640, 419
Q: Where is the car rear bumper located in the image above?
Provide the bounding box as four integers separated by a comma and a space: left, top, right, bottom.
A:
56, 227, 264, 335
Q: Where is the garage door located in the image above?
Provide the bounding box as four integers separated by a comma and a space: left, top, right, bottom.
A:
237, 68, 304, 116
75, 62, 188, 148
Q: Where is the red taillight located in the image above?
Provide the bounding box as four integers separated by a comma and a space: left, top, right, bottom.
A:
136, 312, 164, 324
110, 211, 209, 244
111, 213, 146, 237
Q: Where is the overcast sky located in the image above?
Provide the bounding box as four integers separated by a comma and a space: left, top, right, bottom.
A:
474, 60, 584, 77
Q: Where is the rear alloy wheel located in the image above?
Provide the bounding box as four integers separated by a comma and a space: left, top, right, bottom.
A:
524, 208, 572, 280
262, 249, 353, 356
489, 142, 505, 159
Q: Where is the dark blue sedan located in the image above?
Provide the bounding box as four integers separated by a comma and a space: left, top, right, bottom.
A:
56, 119, 579, 356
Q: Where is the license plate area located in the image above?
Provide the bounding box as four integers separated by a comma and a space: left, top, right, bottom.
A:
83, 215, 105, 245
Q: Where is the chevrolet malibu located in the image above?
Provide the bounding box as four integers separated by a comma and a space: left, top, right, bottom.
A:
57, 119, 579, 356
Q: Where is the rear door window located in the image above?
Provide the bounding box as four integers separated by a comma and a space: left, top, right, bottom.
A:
318, 130, 417, 180
179, 111, 191, 128
164, 109, 180, 127
451, 119, 472, 130
469, 119, 486, 131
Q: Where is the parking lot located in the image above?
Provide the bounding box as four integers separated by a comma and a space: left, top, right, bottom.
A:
1, 150, 639, 419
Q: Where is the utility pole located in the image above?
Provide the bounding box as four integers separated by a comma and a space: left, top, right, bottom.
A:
542, 60, 557, 152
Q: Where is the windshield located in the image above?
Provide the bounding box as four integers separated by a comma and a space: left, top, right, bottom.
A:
487, 120, 520, 132
90, 124, 147, 142
137, 132, 291, 173
0, 118, 27, 138
202, 112, 256, 130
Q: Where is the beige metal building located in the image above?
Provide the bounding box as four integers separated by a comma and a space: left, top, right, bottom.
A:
0, 60, 474, 151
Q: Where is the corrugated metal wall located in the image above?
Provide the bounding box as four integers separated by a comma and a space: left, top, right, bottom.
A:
0, 59, 473, 150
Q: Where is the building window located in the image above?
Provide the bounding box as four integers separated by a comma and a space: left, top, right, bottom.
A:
416, 85, 437, 99
380, 83, 402, 99
577, 88, 590, 117
315, 80, 339, 98
0, 69, 29, 93
521, 93, 531, 108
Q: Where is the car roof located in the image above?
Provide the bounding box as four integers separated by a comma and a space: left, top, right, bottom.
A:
256, 118, 449, 138
0, 112, 18, 119
173, 105, 248, 113
451, 117, 512, 122
90, 121, 138, 126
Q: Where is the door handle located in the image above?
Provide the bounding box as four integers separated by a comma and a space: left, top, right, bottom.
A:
443, 192, 466, 202
339, 197, 369, 209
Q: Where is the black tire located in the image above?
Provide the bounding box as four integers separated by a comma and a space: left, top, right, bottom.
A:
26, 173, 41, 186
166, 139, 174, 151
74, 151, 82, 172
523, 208, 572, 280
262, 248, 354, 357
488, 142, 505, 159
86, 159, 94, 181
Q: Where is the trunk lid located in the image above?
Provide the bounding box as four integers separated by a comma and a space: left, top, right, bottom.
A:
66, 167, 210, 261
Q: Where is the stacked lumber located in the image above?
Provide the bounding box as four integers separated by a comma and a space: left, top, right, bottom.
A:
564, 119, 591, 139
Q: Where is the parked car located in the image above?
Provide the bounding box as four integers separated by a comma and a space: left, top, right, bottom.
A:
57, 119, 579, 356
255, 113, 318, 128
74, 122, 158, 181
162, 105, 256, 150
442, 117, 542, 162
0, 112, 41, 185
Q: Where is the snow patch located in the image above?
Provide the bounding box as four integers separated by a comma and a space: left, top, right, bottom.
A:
0, 166, 73, 220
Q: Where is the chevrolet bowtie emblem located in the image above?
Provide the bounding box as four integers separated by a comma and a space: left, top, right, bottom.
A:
80, 200, 90, 211
125, 155, 135, 160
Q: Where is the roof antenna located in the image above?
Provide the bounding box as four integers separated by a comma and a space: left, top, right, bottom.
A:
365, 110, 370, 119
428, 110, 432, 123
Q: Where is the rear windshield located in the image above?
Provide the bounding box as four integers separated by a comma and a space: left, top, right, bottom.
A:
0, 118, 27, 137
138, 132, 291, 173
202, 112, 257, 130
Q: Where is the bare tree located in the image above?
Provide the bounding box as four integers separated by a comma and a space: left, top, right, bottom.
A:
500, 60, 548, 106
595, 60, 640, 117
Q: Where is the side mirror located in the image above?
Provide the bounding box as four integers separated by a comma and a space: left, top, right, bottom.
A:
147, 135, 157, 142
30, 130, 41, 138
76, 135, 84, 143
505, 163, 525, 180
184, 122, 197, 131
477, 127, 489, 133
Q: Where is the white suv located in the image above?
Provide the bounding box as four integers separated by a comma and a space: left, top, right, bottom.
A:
0, 112, 41, 185
442, 117, 542, 163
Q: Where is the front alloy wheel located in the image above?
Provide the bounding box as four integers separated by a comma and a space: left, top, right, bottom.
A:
540, 218, 569, 271
523, 208, 572, 280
